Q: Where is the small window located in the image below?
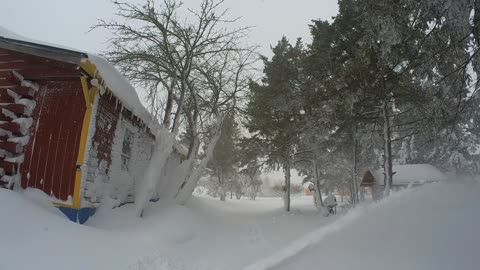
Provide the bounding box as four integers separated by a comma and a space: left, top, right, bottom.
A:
121, 129, 133, 171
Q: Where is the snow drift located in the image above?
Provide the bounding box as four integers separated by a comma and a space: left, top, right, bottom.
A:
246, 180, 480, 270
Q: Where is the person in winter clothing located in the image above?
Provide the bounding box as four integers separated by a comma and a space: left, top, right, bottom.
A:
324, 194, 337, 215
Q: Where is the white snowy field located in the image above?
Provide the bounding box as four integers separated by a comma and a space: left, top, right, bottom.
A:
248, 181, 480, 270
0, 190, 331, 270
1, 181, 478, 270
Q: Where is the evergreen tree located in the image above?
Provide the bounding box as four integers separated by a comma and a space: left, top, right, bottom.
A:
246, 37, 306, 211
305, 0, 480, 196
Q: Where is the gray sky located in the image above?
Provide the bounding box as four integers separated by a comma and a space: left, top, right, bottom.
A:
0, 0, 338, 57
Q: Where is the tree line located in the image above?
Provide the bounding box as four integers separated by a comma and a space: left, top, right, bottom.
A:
245, 0, 480, 210
96, 0, 480, 212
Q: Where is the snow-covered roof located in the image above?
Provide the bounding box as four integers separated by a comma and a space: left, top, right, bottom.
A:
0, 26, 155, 130
85, 55, 153, 126
372, 164, 448, 185
0, 26, 30, 43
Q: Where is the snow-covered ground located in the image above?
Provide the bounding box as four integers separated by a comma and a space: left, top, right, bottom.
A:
248, 181, 480, 270
0, 190, 331, 270
1, 181, 478, 270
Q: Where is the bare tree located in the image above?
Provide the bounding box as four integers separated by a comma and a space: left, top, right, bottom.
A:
94, 0, 257, 211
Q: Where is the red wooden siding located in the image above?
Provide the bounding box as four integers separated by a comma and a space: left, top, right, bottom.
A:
0, 46, 155, 206
20, 80, 86, 200
0, 47, 86, 201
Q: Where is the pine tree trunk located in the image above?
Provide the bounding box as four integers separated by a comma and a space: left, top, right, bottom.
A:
219, 174, 226, 201
350, 180, 355, 203
352, 122, 359, 204
382, 100, 393, 196
284, 162, 291, 212
313, 162, 324, 208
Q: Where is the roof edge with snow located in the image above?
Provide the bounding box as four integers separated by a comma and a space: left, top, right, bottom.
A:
0, 26, 158, 132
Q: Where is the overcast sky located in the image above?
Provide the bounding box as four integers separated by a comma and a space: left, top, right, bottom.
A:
1, 0, 338, 185
1, 0, 338, 57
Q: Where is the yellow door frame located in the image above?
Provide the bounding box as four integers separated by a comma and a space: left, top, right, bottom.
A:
70, 77, 97, 208
54, 76, 97, 209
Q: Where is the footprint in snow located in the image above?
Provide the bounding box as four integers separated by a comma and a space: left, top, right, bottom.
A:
248, 224, 266, 245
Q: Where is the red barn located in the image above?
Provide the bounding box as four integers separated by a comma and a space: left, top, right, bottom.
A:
0, 27, 161, 223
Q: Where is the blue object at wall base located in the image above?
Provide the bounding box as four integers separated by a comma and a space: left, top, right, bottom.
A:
57, 206, 96, 224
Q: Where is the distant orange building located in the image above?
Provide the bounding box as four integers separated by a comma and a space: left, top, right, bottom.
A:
304, 183, 315, 196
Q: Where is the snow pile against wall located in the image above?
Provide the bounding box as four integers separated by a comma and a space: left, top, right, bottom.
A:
373, 164, 448, 185
153, 151, 183, 200
80, 95, 100, 206
111, 116, 154, 203
135, 127, 176, 216
83, 113, 154, 207
0, 188, 142, 270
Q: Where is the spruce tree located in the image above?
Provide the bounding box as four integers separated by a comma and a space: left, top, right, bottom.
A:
246, 37, 305, 211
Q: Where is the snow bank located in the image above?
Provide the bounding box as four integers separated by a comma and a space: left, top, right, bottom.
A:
243, 196, 388, 270
2, 154, 476, 270
0, 187, 331, 270
0, 188, 190, 270
247, 181, 480, 270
